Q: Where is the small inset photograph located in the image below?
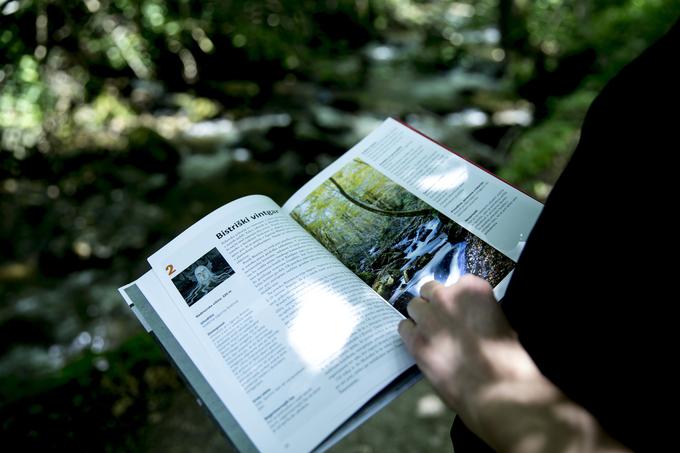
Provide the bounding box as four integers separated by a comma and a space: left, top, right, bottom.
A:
172, 248, 235, 307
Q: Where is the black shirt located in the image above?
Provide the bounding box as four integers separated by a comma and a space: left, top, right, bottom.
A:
453, 18, 680, 452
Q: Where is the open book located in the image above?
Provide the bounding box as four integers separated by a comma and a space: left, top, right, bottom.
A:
118, 118, 543, 452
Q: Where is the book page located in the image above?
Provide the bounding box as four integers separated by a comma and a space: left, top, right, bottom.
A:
146, 195, 414, 453
283, 118, 543, 315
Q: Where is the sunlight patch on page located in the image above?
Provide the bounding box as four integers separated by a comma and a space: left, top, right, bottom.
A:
415, 166, 468, 192
287, 279, 359, 372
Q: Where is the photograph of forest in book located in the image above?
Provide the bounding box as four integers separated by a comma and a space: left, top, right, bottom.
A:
172, 248, 235, 307
290, 158, 515, 316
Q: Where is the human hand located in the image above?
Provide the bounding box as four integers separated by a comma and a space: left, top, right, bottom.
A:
398, 276, 628, 452
398, 275, 534, 425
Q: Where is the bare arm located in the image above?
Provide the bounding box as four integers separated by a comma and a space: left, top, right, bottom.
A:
398, 276, 629, 453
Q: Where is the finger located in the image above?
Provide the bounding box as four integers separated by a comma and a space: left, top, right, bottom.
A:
420, 280, 444, 302
397, 318, 418, 351
406, 296, 430, 325
398, 318, 432, 359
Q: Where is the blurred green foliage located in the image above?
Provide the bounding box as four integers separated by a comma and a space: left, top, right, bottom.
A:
498, 0, 679, 191
0, 334, 184, 451
1, 0, 677, 166
2, 0, 375, 159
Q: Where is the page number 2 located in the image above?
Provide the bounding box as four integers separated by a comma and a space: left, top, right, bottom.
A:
166, 264, 176, 276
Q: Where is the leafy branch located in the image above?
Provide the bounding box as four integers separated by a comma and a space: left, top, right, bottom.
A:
328, 177, 433, 217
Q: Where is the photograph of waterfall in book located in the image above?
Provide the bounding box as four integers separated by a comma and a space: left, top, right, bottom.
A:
290, 158, 515, 316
